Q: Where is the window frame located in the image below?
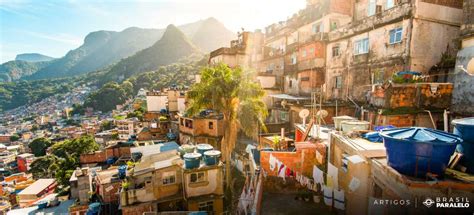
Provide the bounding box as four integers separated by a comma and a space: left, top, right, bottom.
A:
335, 76, 343, 89
162, 171, 176, 185
190, 171, 206, 184
208, 121, 214, 129
332, 45, 340, 58
368, 0, 377, 16
389, 27, 403, 44
354, 38, 369, 55
198, 201, 214, 212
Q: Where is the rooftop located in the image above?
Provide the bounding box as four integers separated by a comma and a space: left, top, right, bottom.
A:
18, 179, 56, 195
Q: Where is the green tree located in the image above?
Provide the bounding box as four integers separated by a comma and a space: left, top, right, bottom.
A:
29, 155, 60, 178
187, 63, 267, 189
29, 137, 52, 156
10, 134, 20, 141
50, 135, 99, 159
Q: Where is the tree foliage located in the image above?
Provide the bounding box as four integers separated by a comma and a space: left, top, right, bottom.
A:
186, 63, 267, 188
29, 137, 53, 157
29, 135, 100, 189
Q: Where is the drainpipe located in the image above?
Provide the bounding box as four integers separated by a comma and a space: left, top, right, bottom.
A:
443, 109, 449, 132
424, 110, 436, 129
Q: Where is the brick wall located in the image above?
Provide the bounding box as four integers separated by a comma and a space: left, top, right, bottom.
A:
80, 147, 131, 164
122, 202, 155, 215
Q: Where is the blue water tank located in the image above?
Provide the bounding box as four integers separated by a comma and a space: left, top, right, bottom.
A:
380, 127, 461, 178
203, 150, 221, 166
118, 165, 127, 179
87, 202, 101, 215
184, 153, 202, 169
196, 143, 213, 156
452, 117, 474, 173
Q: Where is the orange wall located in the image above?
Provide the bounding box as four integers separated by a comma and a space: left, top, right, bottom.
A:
298, 42, 325, 62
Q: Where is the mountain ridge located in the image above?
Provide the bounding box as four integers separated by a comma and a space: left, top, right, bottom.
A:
22, 17, 234, 81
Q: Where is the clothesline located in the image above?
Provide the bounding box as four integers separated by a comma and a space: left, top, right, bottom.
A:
267, 152, 374, 209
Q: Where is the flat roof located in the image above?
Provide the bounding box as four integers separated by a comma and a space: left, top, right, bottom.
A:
18, 179, 55, 195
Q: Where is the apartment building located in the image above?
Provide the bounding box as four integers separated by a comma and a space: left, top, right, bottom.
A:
325, 0, 463, 102
178, 113, 224, 148
120, 150, 224, 215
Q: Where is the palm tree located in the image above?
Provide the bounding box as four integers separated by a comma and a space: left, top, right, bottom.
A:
187, 63, 268, 189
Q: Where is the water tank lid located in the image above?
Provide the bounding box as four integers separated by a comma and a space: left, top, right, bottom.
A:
183, 152, 202, 159
380, 127, 462, 144
341, 120, 369, 125
196, 143, 213, 150
333, 115, 355, 119
452, 117, 474, 126
204, 150, 221, 156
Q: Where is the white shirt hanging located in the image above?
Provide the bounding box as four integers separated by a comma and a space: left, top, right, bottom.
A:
334, 189, 345, 210
327, 163, 339, 189
313, 165, 324, 187
323, 185, 333, 206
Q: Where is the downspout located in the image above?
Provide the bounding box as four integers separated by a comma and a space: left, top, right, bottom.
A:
405, 0, 415, 71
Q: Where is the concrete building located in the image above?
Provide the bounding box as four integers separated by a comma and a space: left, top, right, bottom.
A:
120, 149, 224, 215
178, 114, 224, 148
325, 0, 463, 102
16, 153, 34, 172
146, 92, 168, 112
115, 118, 139, 140
17, 179, 56, 208
452, 0, 474, 116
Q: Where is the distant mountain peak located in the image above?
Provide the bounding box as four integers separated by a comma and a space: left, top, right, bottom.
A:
15, 53, 55, 62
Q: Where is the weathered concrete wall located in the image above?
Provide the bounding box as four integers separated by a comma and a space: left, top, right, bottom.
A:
452, 46, 474, 115
410, 19, 460, 73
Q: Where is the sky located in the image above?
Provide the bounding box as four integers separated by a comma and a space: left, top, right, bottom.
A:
0, 0, 306, 63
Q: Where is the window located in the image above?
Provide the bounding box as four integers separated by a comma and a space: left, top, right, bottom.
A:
389, 27, 403, 44
162, 171, 176, 185
312, 23, 322, 33
198, 201, 214, 212
208, 122, 214, 129
368, 0, 376, 16
289, 80, 293, 88
300, 77, 310, 81
180, 118, 184, 126
309, 47, 315, 56
335, 76, 343, 89
332, 46, 340, 57
373, 69, 385, 84
354, 38, 369, 55
185, 119, 193, 128
291, 53, 297, 64
386, 0, 395, 9
302, 50, 307, 58
190, 172, 206, 183
330, 20, 338, 31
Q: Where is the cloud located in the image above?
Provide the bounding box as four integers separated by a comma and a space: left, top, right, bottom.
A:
23, 31, 82, 46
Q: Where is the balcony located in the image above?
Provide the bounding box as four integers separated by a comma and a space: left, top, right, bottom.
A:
284, 64, 298, 74
297, 59, 325, 71
263, 46, 285, 60
328, 1, 412, 41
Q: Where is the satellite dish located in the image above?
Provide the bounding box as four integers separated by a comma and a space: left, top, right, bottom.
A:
281, 100, 288, 108
299, 109, 310, 126
316, 110, 329, 118
299, 109, 310, 119
467, 58, 474, 76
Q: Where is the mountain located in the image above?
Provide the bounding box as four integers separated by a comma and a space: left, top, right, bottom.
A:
101, 24, 200, 82
15, 53, 55, 62
24, 18, 234, 80
0, 60, 51, 82
189, 17, 236, 52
